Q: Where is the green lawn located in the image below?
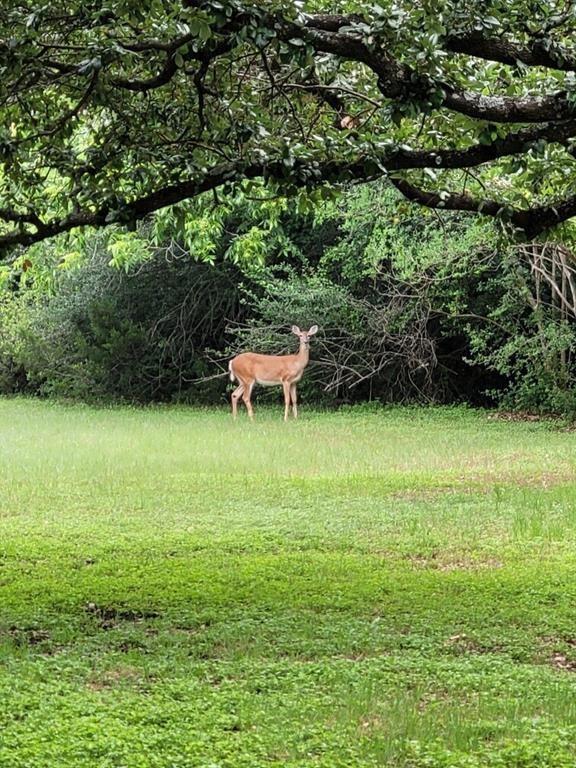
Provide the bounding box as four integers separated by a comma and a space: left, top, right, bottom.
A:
1, 399, 576, 767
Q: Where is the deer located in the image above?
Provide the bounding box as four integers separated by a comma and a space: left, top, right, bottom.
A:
228, 325, 318, 421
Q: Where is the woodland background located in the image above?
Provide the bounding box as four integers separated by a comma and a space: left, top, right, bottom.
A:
1, 180, 575, 415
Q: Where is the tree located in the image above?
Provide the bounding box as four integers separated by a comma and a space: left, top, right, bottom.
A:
3, 0, 576, 252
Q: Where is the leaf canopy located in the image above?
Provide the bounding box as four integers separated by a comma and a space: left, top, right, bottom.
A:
2, 0, 576, 251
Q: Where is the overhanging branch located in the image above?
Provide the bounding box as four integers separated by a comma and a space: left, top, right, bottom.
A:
4, 116, 576, 251
445, 32, 576, 72
391, 178, 576, 238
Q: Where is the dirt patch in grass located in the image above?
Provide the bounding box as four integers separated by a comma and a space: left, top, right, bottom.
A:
84, 603, 160, 630
390, 487, 453, 501
539, 636, 576, 672
116, 638, 148, 652
172, 623, 209, 636
444, 633, 504, 656
87, 665, 143, 690
485, 469, 576, 489
358, 714, 386, 733
2, 626, 51, 646
392, 468, 574, 499
487, 411, 551, 423
550, 653, 576, 672
444, 468, 576, 494
405, 554, 503, 572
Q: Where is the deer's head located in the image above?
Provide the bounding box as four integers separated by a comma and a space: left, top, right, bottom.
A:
292, 325, 318, 347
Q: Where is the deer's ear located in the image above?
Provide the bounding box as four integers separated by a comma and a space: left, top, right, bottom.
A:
308, 325, 318, 335
291, 325, 301, 335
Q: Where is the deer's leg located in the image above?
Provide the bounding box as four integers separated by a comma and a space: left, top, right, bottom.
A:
283, 381, 291, 422
290, 383, 298, 419
242, 381, 255, 420
231, 384, 244, 419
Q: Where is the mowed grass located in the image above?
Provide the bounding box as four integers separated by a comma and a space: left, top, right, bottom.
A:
1, 399, 576, 767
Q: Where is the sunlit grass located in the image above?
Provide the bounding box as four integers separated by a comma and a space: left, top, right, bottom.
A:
1, 398, 576, 767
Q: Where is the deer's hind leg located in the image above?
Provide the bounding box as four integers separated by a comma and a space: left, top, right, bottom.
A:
231, 384, 244, 419
242, 380, 255, 420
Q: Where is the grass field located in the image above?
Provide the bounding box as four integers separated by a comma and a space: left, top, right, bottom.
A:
1, 399, 576, 767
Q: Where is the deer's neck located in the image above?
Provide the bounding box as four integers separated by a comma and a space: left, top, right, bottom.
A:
297, 342, 310, 367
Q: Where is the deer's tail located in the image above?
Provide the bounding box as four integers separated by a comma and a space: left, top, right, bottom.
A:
228, 360, 236, 382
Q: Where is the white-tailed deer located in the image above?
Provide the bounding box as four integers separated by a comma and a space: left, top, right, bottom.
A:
228, 325, 318, 420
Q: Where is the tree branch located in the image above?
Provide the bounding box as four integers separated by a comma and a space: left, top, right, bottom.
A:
4, 114, 576, 251
391, 177, 576, 238
303, 12, 576, 73
299, 26, 576, 124
445, 32, 576, 72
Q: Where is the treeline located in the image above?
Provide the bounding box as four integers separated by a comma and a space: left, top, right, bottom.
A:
1, 181, 576, 414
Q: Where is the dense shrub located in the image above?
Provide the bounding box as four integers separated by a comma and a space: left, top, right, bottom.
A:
0, 292, 32, 393
463, 251, 576, 416
231, 274, 439, 404
0, 246, 245, 403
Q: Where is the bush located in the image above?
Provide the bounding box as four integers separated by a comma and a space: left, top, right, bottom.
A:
0, 244, 245, 403
0, 292, 33, 393
464, 253, 576, 416
229, 273, 439, 404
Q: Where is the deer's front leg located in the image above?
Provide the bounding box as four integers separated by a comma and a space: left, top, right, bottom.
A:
290, 383, 298, 419
282, 381, 291, 422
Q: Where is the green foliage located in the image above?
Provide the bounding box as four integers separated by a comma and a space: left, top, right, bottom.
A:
0, 291, 32, 392
2, 179, 576, 414
230, 182, 503, 404
2, 1, 576, 249
462, 253, 576, 416
0, 236, 245, 402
